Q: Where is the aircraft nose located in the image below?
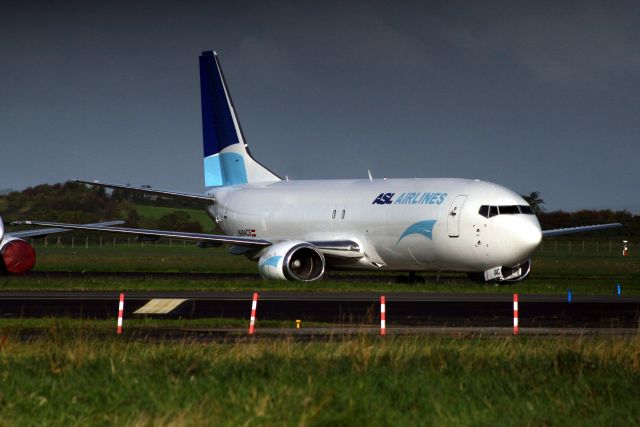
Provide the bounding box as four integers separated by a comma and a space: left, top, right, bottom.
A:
516, 217, 542, 255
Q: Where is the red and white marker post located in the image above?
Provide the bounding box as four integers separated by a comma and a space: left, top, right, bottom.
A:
380, 295, 386, 336
117, 293, 125, 335
248, 292, 259, 335
513, 293, 519, 335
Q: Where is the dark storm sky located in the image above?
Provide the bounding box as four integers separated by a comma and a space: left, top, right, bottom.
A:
1, 1, 639, 212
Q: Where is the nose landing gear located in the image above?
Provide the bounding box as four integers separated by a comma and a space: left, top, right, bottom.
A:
467, 259, 532, 283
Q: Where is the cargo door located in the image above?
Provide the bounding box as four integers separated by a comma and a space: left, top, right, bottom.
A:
447, 195, 467, 238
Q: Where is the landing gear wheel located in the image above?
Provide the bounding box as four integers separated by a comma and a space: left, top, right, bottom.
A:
395, 272, 425, 284
467, 272, 486, 283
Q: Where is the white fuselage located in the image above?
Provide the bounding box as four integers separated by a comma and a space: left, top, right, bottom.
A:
207, 178, 542, 273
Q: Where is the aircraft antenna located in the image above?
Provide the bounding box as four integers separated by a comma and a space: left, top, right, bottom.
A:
367, 170, 373, 181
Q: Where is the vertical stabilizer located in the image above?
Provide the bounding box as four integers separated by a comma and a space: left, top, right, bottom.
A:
199, 51, 281, 188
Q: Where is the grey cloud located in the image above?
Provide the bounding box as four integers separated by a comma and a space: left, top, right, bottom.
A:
0, 0, 638, 212
433, 1, 640, 89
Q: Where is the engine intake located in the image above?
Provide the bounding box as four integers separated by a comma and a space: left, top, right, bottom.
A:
258, 241, 325, 281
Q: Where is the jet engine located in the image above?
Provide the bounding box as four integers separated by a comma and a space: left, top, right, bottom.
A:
258, 241, 325, 281
0, 237, 36, 274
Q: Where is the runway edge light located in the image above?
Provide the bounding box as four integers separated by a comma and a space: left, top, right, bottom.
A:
248, 292, 259, 335
117, 293, 125, 335
513, 294, 519, 336
380, 296, 386, 336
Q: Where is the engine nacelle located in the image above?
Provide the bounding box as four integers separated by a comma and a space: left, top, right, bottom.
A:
0, 237, 36, 274
258, 241, 325, 281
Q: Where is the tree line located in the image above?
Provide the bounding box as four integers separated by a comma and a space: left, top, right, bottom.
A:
521, 191, 638, 237
1, 182, 204, 235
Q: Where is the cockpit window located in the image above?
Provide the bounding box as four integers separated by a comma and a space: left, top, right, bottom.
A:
519, 205, 534, 214
479, 204, 535, 217
498, 205, 520, 215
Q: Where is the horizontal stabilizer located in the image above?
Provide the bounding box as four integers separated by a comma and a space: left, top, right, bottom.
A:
7, 220, 124, 239
542, 223, 623, 237
75, 180, 214, 204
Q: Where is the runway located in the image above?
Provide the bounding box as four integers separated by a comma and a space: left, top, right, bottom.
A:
1, 291, 639, 329
19, 270, 458, 282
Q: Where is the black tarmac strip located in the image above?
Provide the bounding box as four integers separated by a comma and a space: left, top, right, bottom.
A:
26, 270, 438, 282
1, 291, 639, 330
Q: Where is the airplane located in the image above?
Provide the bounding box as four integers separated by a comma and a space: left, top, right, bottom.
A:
0, 215, 123, 274
13, 51, 622, 282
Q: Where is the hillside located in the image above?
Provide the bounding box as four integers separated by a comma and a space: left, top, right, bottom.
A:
0, 181, 217, 234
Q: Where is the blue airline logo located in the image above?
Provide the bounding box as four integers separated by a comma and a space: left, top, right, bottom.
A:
260, 255, 282, 268
372, 192, 447, 205
397, 220, 437, 244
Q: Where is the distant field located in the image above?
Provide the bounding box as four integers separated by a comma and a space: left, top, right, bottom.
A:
1, 239, 638, 294
2, 240, 639, 426
133, 204, 216, 230
0, 331, 638, 426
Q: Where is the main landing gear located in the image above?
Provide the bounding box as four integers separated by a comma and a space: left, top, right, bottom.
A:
395, 272, 426, 284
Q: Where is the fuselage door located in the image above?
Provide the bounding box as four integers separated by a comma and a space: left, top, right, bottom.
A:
447, 195, 467, 238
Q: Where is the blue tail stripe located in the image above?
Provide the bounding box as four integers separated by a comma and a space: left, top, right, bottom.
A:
220, 153, 248, 185
204, 153, 248, 187
199, 51, 239, 157
204, 155, 224, 187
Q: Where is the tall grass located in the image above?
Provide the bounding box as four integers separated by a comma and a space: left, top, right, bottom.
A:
1, 331, 639, 426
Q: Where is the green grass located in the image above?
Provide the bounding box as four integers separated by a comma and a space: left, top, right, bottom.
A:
1, 242, 639, 426
31, 244, 254, 273
1, 240, 638, 294
0, 331, 638, 426
133, 205, 216, 229
0, 317, 329, 332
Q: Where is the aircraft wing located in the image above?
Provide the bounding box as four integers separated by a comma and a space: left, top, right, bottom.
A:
11, 220, 364, 257
7, 220, 125, 239
542, 223, 623, 237
75, 180, 215, 204
12, 220, 271, 247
